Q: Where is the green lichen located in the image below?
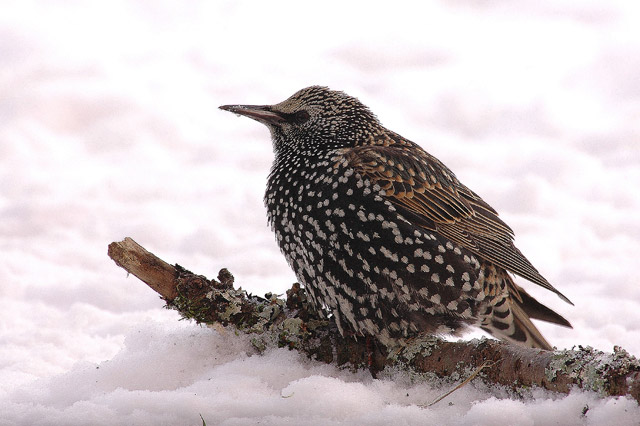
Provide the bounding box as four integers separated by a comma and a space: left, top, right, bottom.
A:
170, 291, 212, 323
277, 318, 309, 349
250, 336, 267, 352
545, 345, 640, 396
390, 335, 442, 362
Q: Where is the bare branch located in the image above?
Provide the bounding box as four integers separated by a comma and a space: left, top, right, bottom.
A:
108, 237, 178, 300
108, 237, 640, 403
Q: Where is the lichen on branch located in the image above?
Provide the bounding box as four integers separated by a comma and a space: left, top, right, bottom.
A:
108, 237, 640, 403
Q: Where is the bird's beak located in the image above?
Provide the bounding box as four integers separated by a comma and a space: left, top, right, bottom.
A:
219, 104, 286, 125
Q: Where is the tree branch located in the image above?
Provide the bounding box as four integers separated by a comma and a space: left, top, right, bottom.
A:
108, 237, 640, 403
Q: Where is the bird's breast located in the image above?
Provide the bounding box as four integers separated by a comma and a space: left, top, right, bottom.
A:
264, 151, 484, 319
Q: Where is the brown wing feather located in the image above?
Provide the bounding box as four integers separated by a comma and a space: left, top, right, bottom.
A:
342, 134, 573, 305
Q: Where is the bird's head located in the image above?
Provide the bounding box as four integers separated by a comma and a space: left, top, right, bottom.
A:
220, 86, 381, 154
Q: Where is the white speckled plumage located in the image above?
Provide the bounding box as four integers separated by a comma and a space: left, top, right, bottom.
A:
221, 86, 572, 350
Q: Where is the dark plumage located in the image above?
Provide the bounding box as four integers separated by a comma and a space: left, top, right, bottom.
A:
220, 86, 572, 350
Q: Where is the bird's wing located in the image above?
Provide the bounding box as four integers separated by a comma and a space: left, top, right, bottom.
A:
340, 138, 572, 305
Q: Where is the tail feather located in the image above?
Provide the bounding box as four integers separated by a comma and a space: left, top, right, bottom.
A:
479, 293, 554, 350
477, 265, 570, 350
509, 302, 553, 350
514, 284, 573, 328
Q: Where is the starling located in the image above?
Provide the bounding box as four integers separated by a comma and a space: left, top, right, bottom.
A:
220, 86, 572, 350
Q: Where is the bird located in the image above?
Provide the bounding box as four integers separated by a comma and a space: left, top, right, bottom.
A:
220, 86, 572, 350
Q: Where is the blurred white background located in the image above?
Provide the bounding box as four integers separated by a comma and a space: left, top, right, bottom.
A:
1, 1, 639, 424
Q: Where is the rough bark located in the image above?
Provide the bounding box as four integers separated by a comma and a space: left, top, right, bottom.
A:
108, 237, 640, 403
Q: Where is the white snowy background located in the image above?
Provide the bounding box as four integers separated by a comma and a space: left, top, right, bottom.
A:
1, 0, 640, 425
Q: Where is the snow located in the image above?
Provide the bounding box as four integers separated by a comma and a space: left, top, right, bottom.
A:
4, 326, 640, 426
1, 0, 639, 424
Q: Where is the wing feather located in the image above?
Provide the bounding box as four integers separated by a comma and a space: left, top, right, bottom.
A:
341, 136, 572, 305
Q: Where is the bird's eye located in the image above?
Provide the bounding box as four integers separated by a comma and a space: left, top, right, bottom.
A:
290, 110, 310, 125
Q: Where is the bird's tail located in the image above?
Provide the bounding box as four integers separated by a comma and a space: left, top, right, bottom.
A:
478, 275, 572, 351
